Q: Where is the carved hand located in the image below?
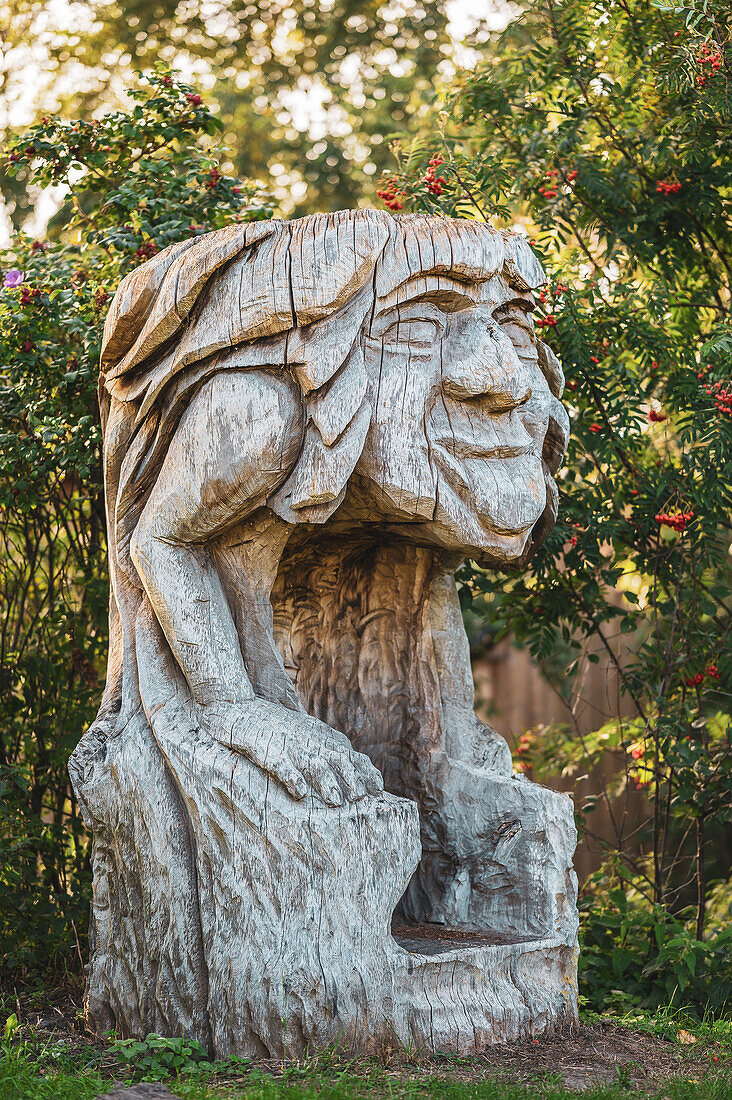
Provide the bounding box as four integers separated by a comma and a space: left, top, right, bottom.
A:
202, 698, 385, 806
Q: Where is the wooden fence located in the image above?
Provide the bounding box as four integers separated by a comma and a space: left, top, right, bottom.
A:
473, 639, 643, 881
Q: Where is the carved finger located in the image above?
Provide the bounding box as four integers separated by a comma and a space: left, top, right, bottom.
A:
267, 758, 308, 801
350, 750, 384, 795
327, 753, 368, 802
305, 757, 344, 807
238, 729, 308, 800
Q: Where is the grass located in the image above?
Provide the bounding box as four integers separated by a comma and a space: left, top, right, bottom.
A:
1, 1012, 732, 1100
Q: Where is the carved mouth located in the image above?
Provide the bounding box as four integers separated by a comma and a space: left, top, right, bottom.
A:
434, 436, 535, 461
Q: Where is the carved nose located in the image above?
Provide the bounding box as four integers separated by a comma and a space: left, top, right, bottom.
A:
442, 328, 533, 410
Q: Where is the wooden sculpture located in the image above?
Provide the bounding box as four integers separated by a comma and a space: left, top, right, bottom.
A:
70, 211, 578, 1056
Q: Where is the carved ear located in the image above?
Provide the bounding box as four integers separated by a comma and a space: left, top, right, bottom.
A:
537, 340, 564, 398
513, 341, 568, 566
537, 341, 569, 476
519, 470, 560, 564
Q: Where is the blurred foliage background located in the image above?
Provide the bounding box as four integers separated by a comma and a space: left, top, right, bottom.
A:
1, 0, 731, 1020
1, 0, 498, 231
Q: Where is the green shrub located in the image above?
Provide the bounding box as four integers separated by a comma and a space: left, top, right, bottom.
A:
580, 869, 732, 1016
109, 1034, 211, 1080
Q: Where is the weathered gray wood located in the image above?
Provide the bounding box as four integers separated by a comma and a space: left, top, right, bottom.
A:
71, 211, 578, 1057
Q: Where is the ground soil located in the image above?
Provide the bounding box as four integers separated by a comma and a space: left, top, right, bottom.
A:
4, 983, 727, 1094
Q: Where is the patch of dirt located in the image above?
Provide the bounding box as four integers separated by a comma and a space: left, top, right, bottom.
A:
421, 1021, 724, 1092
3, 984, 728, 1094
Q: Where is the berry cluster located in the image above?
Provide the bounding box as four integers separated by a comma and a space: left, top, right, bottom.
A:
376, 178, 405, 211
654, 509, 693, 532
630, 745, 644, 760
207, 167, 222, 190
683, 665, 720, 688
134, 240, 157, 261
589, 422, 603, 433
424, 155, 447, 196
538, 169, 559, 199
536, 314, 557, 328
19, 285, 42, 306
648, 408, 667, 423
703, 379, 732, 417
186, 92, 203, 106
538, 283, 568, 305
656, 179, 682, 195
696, 42, 723, 86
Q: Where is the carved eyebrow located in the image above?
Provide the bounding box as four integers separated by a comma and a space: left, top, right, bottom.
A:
375, 287, 477, 322
374, 275, 480, 315
494, 295, 537, 317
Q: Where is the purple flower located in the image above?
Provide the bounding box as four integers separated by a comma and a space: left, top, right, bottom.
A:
3, 268, 24, 288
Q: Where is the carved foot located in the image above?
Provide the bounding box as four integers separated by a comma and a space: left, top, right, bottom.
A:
202, 698, 384, 806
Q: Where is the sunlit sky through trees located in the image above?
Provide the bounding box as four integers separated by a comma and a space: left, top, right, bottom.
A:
0, 0, 514, 245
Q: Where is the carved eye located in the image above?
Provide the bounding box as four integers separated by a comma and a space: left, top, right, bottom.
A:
379, 317, 444, 347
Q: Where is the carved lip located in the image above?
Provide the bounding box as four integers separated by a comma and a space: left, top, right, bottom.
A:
435, 436, 535, 461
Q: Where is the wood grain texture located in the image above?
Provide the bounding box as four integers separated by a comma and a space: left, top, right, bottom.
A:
70, 211, 577, 1057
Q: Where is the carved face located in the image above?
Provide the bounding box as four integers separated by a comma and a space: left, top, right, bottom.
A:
101, 211, 565, 565
356, 273, 557, 564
